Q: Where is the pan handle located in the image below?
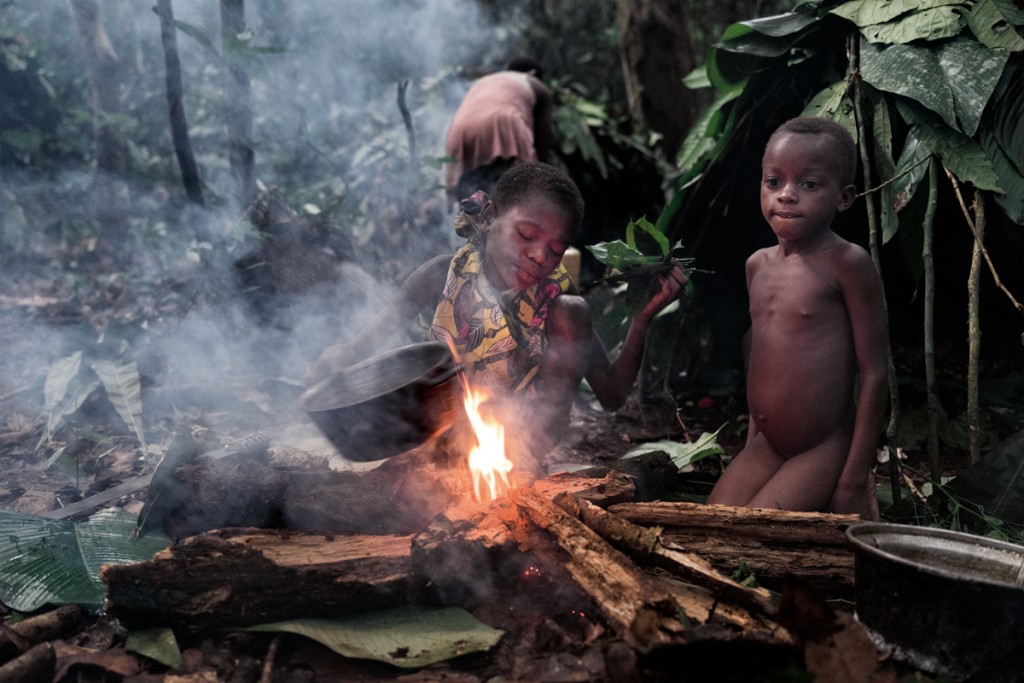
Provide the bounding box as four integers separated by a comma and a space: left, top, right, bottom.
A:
422, 363, 462, 387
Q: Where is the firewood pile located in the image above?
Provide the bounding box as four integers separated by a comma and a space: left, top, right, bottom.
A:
36, 445, 893, 682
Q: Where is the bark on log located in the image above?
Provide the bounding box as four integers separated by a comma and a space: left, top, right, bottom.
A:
509, 487, 792, 652
607, 502, 858, 592
102, 529, 417, 631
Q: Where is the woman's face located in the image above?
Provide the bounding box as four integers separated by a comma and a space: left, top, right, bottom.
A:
483, 196, 574, 291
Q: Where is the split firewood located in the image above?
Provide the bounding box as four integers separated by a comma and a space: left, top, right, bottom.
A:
0, 605, 83, 660
508, 486, 792, 652
103, 529, 417, 631
607, 502, 859, 592
555, 494, 776, 618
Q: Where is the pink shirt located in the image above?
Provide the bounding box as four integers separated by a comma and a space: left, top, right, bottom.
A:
444, 71, 538, 193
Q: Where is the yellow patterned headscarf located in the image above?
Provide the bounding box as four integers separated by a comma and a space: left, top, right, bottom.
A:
430, 192, 571, 394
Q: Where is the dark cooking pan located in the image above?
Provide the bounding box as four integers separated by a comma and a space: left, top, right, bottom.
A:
300, 341, 460, 461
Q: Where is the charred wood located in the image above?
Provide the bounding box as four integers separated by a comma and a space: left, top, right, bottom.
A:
102, 529, 417, 632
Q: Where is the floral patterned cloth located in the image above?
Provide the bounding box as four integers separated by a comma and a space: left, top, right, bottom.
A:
429, 192, 570, 394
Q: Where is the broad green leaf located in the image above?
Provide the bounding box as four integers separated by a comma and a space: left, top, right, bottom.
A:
676, 86, 742, 176
92, 360, 145, 446
41, 375, 101, 449
245, 608, 504, 669
938, 37, 1009, 136
830, 0, 961, 26
859, 6, 966, 44
586, 240, 661, 271
622, 427, 725, 471
882, 132, 933, 242
682, 65, 711, 90
802, 79, 851, 120
967, 0, 1024, 51
43, 351, 82, 410
126, 628, 183, 670
896, 99, 1003, 191
860, 41, 958, 130
0, 508, 169, 613
979, 62, 1024, 223
626, 217, 670, 259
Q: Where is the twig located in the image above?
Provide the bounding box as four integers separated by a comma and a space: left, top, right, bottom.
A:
854, 154, 930, 199
396, 80, 418, 171
945, 169, 1024, 314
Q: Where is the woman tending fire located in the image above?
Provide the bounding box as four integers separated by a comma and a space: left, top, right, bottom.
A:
307, 163, 685, 489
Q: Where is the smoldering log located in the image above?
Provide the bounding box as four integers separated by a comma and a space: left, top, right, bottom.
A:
102, 529, 418, 631
107, 469, 639, 632
150, 446, 462, 538
607, 502, 859, 592
408, 469, 637, 607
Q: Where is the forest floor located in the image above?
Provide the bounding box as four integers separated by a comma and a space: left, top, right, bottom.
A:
1, 246, 1022, 682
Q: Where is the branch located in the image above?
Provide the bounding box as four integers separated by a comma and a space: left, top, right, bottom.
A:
945, 169, 1024, 315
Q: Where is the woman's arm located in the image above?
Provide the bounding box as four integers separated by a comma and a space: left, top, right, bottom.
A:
584, 266, 687, 410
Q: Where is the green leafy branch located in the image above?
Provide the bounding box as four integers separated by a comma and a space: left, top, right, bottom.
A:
586, 216, 698, 313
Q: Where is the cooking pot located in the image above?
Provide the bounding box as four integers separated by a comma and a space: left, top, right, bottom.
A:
847, 522, 1024, 682
300, 341, 460, 461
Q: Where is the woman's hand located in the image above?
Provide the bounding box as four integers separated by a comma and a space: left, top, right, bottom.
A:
638, 264, 687, 321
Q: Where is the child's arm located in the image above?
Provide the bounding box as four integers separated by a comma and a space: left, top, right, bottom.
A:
306, 254, 452, 383
830, 245, 889, 519
584, 265, 687, 410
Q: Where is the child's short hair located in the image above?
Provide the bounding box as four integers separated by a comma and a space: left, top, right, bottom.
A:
769, 117, 858, 186
492, 162, 584, 232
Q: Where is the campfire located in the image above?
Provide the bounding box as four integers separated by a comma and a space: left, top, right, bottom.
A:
461, 381, 514, 503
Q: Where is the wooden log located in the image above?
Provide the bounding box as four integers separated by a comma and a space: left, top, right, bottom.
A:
508, 486, 792, 652
557, 495, 776, 618
408, 469, 637, 608
607, 502, 858, 593
102, 528, 417, 631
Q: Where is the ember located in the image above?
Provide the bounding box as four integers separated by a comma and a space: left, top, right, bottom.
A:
462, 383, 513, 502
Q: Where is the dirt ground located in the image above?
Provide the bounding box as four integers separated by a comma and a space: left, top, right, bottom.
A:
1, 250, 1019, 682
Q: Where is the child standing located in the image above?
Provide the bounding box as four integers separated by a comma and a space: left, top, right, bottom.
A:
707, 117, 888, 520
309, 162, 685, 465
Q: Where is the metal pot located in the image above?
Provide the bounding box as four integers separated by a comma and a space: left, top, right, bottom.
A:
300, 341, 460, 461
847, 522, 1024, 682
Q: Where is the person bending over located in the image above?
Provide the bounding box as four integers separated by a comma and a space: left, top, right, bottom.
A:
706, 117, 888, 520
309, 162, 685, 467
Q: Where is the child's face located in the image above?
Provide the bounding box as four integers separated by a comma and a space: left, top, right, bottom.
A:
760, 132, 855, 244
483, 196, 573, 291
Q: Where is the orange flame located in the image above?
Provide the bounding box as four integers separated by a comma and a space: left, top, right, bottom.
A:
463, 384, 514, 502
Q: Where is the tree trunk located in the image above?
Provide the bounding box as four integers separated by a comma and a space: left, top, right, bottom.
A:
156, 0, 205, 212
220, 0, 256, 211
68, 0, 130, 249
615, 0, 699, 159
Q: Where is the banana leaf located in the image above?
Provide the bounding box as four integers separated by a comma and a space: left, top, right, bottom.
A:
244, 607, 504, 669
0, 508, 169, 613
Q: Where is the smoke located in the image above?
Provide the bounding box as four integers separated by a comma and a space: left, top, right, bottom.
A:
0, 0, 531, 464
